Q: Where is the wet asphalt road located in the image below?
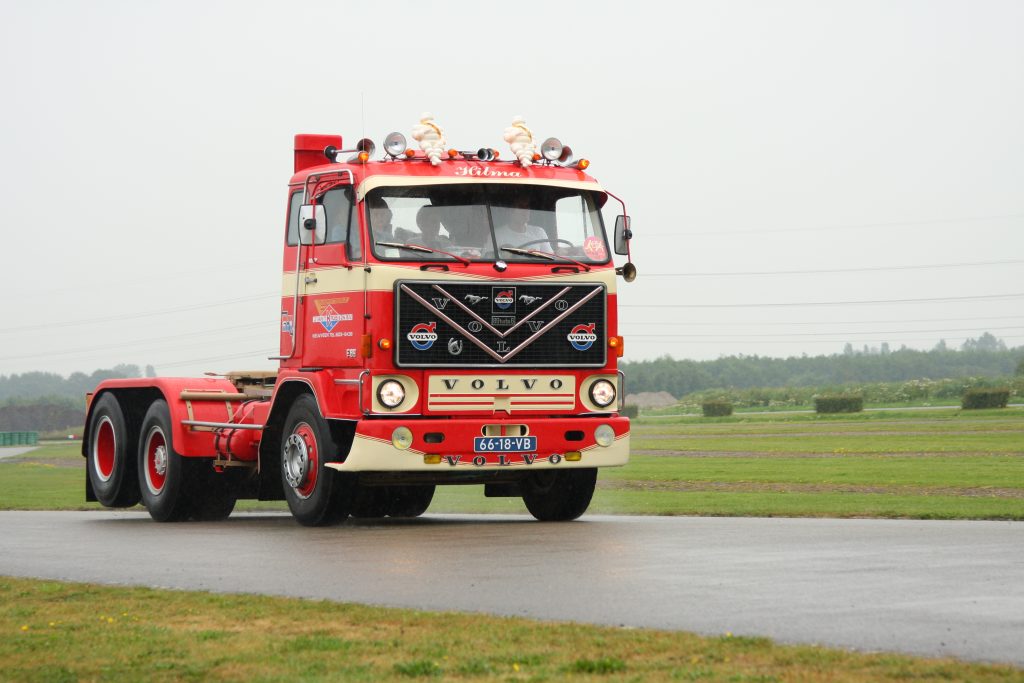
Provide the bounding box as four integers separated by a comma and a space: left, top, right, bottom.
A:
1, 511, 1021, 666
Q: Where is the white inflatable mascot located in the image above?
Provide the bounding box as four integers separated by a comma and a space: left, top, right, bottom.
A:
412, 112, 446, 166
503, 115, 536, 167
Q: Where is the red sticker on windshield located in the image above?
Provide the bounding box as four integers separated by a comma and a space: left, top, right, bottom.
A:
583, 236, 607, 260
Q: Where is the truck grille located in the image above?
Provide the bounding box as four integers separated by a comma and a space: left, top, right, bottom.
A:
394, 280, 607, 367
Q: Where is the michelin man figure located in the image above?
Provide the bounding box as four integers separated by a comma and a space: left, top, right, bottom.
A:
503, 115, 536, 167
412, 112, 446, 166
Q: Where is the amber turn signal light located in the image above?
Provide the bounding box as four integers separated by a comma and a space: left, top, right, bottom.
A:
378, 338, 392, 350
447, 149, 458, 158
404, 149, 415, 158
577, 159, 590, 170
609, 336, 624, 357
357, 151, 370, 163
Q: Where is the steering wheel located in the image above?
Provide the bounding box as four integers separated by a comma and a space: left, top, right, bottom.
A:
515, 238, 574, 249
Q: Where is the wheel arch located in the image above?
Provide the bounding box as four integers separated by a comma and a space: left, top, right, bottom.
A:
258, 379, 355, 501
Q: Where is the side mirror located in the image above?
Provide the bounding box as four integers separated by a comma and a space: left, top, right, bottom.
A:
298, 204, 327, 246
613, 215, 632, 255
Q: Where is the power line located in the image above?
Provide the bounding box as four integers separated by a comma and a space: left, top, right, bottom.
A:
621, 292, 1024, 309
628, 335, 1024, 345
0, 293, 279, 334
641, 259, 1024, 277
154, 349, 277, 369
621, 314, 1024, 327
629, 325, 1024, 339
646, 212, 1024, 238
0, 322, 279, 362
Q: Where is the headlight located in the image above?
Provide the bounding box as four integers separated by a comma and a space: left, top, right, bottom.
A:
595, 424, 615, 447
540, 137, 563, 161
377, 380, 406, 408
392, 427, 413, 450
589, 379, 616, 408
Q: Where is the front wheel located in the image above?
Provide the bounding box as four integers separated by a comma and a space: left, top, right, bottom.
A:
280, 395, 353, 526
521, 468, 597, 522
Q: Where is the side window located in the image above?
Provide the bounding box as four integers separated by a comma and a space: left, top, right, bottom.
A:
322, 186, 362, 259
286, 190, 302, 246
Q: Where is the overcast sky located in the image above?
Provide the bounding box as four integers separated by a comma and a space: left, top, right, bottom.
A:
1, 0, 1022, 378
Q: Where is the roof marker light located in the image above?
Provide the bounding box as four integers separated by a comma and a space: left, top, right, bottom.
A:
577, 158, 590, 170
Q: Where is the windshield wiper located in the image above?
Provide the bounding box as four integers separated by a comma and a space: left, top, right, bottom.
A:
500, 247, 590, 272
376, 241, 471, 266
500, 246, 555, 260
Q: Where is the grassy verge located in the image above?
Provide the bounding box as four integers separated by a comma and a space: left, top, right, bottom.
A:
2, 577, 1021, 682
3, 408, 1022, 520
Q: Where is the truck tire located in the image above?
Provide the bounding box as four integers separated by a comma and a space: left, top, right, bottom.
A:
281, 395, 353, 526
521, 468, 597, 522
86, 393, 140, 508
350, 485, 389, 518
138, 399, 191, 522
188, 463, 237, 521
386, 485, 435, 518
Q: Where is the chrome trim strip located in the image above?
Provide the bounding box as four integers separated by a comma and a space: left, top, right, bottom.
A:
182, 420, 264, 431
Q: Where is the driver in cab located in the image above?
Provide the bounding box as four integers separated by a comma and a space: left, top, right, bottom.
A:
492, 195, 553, 253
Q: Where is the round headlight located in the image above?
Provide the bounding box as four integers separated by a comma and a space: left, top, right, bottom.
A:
392, 426, 413, 450
595, 424, 615, 448
377, 380, 406, 408
540, 137, 563, 161
589, 379, 616, 408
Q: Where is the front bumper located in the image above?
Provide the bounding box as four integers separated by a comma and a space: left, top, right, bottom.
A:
325, 415, 630, 472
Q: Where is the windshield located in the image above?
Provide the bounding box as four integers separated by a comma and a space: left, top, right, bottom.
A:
366, 183, 610, 264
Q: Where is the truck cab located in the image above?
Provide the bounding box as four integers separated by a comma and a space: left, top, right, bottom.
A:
82, 119, 635, 525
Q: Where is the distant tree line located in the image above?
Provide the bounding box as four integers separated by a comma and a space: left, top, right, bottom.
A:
0, 365, 142, 432
622, 336, 1024, 397
0, 365, 142, 402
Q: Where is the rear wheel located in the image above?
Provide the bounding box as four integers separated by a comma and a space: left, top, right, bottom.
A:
281, 395, 352, 526
138, 400, 190, 522
522, 468, 597, 522
385, 485, 435, 518
86, 393, 140, 508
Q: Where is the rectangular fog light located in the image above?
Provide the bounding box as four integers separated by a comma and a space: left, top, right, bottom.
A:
565, 451, 582, 462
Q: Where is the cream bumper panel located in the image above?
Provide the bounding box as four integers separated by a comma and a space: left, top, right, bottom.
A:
325, 433, 630, 472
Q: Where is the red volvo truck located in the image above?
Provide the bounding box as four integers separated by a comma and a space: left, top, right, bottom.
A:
82, 122, 636, 525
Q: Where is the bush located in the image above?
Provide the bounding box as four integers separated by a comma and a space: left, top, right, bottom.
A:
814, 394, 863, 413
961, 388, 1010, 409
702, 400, 733, 417
619, 403, 639, 418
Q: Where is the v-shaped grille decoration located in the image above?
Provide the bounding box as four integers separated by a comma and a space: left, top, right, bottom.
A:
394, 280, 607, 367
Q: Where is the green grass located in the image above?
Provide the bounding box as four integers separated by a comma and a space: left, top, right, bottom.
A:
3, 409, 1023, 520
1, 577, 1021, 682
610, 454, 1024, 488
633, 432, 1022, 453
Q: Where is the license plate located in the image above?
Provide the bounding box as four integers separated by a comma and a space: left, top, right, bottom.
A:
473, 436, 537, 453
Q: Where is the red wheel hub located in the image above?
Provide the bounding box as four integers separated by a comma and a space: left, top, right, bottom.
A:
145, 429, 168, 495
93, 417, 116, 481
